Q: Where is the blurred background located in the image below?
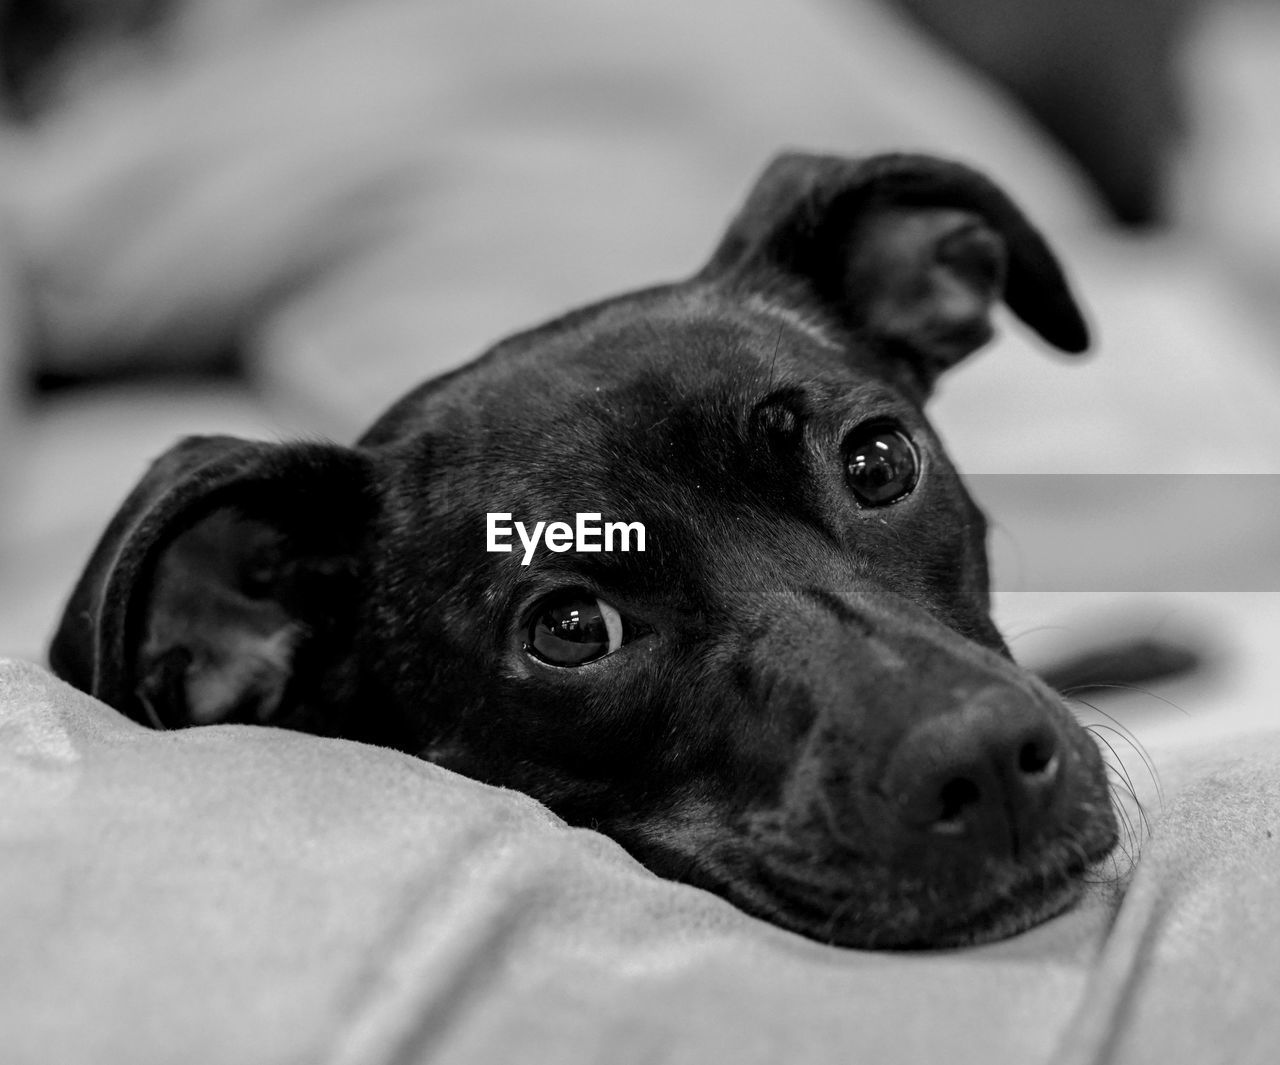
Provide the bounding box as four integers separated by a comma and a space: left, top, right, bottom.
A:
1, 0, 1279, 744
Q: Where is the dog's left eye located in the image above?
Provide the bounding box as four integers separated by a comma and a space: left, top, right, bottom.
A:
525, 593, 626, 666
844, 422, 920, 506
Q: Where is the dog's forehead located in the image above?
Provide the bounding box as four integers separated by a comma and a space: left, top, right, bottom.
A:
365, 288, 940, 600
510, 301, 846, 417
367, 287, 889, 448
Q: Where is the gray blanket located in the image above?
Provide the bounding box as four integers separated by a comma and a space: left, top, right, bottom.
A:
3, 658, 1277, 1064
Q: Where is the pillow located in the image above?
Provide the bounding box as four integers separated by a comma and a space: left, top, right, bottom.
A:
2, 657, 1278, 1064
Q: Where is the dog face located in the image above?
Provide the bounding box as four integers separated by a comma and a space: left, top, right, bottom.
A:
51, 153, 1116, 948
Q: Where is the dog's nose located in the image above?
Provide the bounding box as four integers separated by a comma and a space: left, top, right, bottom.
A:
881, 697, 1065, 862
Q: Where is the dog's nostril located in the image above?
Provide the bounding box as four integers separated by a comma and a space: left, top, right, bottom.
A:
934, 777, 981, 833
1018, 735, 1058, 777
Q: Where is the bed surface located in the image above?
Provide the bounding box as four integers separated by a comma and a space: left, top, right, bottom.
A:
2, 1, 1280, 1062
3, 658, 1278, 1065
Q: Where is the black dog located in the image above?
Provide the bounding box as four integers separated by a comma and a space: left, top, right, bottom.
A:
50, 152, 1117, 949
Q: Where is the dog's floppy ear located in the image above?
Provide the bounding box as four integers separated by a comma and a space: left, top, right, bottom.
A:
49, 435, 379, 735
701, 152, 1089, 389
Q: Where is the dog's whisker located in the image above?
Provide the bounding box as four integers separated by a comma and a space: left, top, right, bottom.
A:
1075, 698, 1165, 811
1105, 772, 1151, 867
1076, 714, 1157, 870
1006, 623, 1077, 647
1086, 726, 1142, 800
1111, 791, 1143, 860
1106, 768, 1152, 855
1061, 682, 1193, 718
766, 320, 784, 392
1093, 724, 1165, 816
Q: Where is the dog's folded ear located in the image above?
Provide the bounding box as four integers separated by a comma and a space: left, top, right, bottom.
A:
701, 152, 1089, 389
49, 436, 380, 735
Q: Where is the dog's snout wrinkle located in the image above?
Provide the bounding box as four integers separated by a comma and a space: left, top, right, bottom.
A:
797, 587, 873, 636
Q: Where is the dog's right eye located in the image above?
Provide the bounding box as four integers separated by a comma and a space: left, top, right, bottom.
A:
844, 421, 920, 507
525, 593, 625, 666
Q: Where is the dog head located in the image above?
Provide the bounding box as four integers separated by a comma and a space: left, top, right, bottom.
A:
51, 152, 1114, 948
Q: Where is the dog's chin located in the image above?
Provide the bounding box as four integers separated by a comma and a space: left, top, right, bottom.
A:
899, 871, 1087, 949
913, 824, 1127, 949
769, 867, 1092, 951
709, 825, 1118, 951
